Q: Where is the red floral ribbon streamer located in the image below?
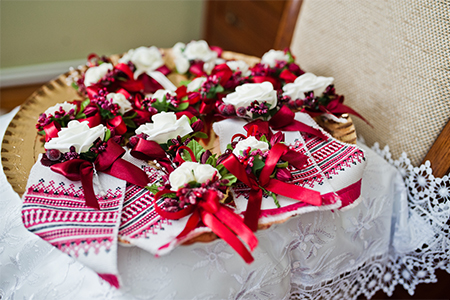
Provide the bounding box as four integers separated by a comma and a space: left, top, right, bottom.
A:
222, 143, 322, 231
50, 139, 149, 209
154, 189, 258, 264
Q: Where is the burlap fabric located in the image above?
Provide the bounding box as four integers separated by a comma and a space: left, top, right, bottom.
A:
291, 0, 449, 166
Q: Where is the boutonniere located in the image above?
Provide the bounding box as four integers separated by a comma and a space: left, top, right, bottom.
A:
220, 129, 323, 231
249, 49, 304, 90
42, 120, 149, 209
280, 72, 370, 124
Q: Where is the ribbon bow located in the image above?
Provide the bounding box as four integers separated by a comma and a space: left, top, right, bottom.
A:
130, 138, 174, 172
154, 189, 258, 264
50, 139, 149, 210
222, 143, 322, 231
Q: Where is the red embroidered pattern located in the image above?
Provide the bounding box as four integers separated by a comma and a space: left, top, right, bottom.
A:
22, 178, 123, 257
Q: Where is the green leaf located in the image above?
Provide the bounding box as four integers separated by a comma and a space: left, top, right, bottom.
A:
221, 173, 237, 186
104, 129, 111, 141
205, 155, 217, 166
145, 184, 161, 195
179, 80, 192, 87
277, 161, 289, 168
186, 140, 206, 162
259, 135, 269, 144
38, 130, 45, 136
75, 113, 86, 119
71, 82, 79, 91
123, 118, 136, 129
226, 144, 234, 151
152, 100, 169, 112
190, 131, 208, 139
189, 116, 198, 124
80, 99, 91, 112
251, 157, 265, 176
176, 102, 189, 111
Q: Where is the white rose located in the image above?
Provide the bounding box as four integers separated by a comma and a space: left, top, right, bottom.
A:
168, 161, 196, 189
261, 49, 290, 68
222, 82, 277, 116
282, 73, 334, 100
151, 89, 176, 102
106, 93, 132, 115
174, 56, 190, 74
45, 120, 106, 154
135, 111, 193, 144
125, 46, 164, 79
187, 77, 206, 92
83, 63, 113, 87
44, 101, 77, 116
169, 161, 220, 190
233, 136, 269, 156
183, 40, 217, 62
226, 60, 251, 77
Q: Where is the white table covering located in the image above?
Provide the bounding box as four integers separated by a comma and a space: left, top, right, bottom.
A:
1, 108, 448, 300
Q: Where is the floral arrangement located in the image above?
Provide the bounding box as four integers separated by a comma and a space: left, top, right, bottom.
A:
36, 41, 368, 266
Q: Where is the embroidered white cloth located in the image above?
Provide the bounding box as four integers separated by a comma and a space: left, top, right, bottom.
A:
1, 108, 449, 299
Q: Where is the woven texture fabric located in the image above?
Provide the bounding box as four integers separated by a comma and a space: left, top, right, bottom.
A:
291, 0, 450, 166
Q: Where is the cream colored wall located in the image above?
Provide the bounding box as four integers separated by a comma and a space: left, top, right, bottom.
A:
0, 0, 204, 68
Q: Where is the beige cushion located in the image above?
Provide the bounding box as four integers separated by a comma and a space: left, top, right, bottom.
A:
290, 0, 449, 166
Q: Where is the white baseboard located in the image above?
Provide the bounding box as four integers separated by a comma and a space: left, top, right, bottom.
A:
0, 59, 87, 88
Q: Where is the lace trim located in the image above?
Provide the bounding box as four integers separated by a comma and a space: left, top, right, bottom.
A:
290, 143, 450, 299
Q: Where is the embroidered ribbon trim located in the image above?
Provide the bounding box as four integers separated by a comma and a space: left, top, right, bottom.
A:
50, 139, 149, 210
154, 189, 258, 264
222, 143, 322, 231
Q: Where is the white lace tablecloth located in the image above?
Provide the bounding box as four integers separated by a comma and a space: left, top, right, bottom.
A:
1, 107, 449, 300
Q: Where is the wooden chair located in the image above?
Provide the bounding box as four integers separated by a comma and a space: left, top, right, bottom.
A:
289, 0, 450, 178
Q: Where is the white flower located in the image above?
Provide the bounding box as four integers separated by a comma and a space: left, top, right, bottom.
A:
226, 60, 251, 77
44, 120, 106, 154
169, 161, 220, 190
44, 101, 77, 116
183, 40, 217, 62
232, 136, 269, 156
106, 93, 132, 115
261, 49, 290, 68
172, 40, 218, 74
83, 63, 113, 87
135, 111, 193, 144
222, 82, 277, 117
119, 46, 164, 79
282, 73, 334, 100
151, 89, 176, 102
187, 77, 207, 92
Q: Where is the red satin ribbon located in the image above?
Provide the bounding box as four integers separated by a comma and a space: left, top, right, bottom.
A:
107, 115, 127, 135
78, 112, 102, 128
222, 143, 321, 231
43, 121, 61, 142
154, 189, 258, 263
251, 76, 281, 90
279, 69, 297, 83
130, 138, 174, 172
50, 139, 149, 209
321, 97, 371, 126
115, 63, 145, 92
